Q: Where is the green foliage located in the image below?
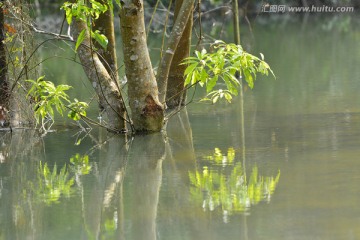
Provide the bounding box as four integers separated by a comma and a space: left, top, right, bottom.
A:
61, 0, 111, 51
183, 40, 275, 103
204, 147, 235, 165
189, 148, 280, 218
61, 0, 109, 25
26, 76, 88, 131
33, 162, 74, 204
27, 76, 71, 126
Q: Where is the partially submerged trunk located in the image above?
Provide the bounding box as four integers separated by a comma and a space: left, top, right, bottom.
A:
72, 19, 126, 131
119, 0, 164, 132
166, 0, 193, 109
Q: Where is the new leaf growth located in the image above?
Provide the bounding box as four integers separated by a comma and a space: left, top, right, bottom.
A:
183, 40, 275, 103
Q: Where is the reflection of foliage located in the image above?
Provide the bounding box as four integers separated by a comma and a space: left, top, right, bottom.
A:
32, 162, 74, 204
23, 154, 91, 206
189, 148, 280, 219
204, 147, 235, 165
102, 218, 116, 239
70, 154, 92, 176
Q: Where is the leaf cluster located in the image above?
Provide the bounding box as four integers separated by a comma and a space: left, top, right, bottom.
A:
27, 76, 71, 124
26, 76, 88, 130
183, 40, 275, 103
61, 0, 113, 51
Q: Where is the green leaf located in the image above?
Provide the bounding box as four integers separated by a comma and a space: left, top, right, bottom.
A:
65, 9, 73, 25
184, 62, 198, 76
200, 68, 208, 83
224, 92, 232, 103
243, 69, 254, 89
224, 78, 238, 96
184, 71, 193, 86
75, 29, 86, 51
92, 31, 108, 50
206, 76, 218, 93
191, 72, 197, 85
212, 95, 219, 104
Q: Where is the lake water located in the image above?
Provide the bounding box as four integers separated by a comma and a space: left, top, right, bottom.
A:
1, 15, 360, 239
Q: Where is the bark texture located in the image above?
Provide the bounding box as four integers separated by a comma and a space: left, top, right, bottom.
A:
166, 0, 193, 108
119, 0, 164, 132
73, 19, 126, 131
93, 0, 119, 82
156, 0, 195, 104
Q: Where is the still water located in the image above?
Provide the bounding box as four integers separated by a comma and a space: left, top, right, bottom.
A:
1, 17, 360, 239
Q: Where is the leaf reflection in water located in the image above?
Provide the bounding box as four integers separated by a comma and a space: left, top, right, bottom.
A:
32, 162, 74, 205
189, 148, 280, 222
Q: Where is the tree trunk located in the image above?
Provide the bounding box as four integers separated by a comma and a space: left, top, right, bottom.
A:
0, 1, 9, 108
156, 0, 195, 105
72, 19, 126, 131
119, 0, 164, 132
166, 0, 193, 109
93, 0, 119, 82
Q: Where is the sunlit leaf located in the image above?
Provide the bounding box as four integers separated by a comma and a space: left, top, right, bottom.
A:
92, 31, 108, 50
184, 62, 198, 76
206, 76, 218, 92
212, 95, 219, 104
182, 40, 274, 103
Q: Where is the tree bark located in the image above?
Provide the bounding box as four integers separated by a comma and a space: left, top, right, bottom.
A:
72, 19, 126, 131
0, 1, 9, 108
166, 0, 193, 109
156, 0, 195, 105
93, 0, 119, 82
119, 0, 164, 132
